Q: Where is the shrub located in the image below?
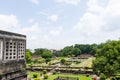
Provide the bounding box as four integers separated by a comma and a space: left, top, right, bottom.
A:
53, 71, 56, 75
33, 73, 38, 78
65, 62, 71, 66
40, 73, 42, 76
115, 76, 120, 80
34, 78, 40, 80
110, 77, 116, 80
86, 74, 89, 77
76, 60, 80, 64
100, 73, 106, 80
43, 70, 47, 74
44, 74, 48, 79
60, 58, 66, 64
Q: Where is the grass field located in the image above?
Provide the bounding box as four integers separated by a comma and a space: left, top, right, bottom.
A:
27, 71, 92, 80
47, 74, 92, 80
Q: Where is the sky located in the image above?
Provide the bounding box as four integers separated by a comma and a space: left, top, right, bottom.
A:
0, 0, 120, 50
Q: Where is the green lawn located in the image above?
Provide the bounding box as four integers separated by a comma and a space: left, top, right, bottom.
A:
27, 71, 92, 80
47, 74, 92, 80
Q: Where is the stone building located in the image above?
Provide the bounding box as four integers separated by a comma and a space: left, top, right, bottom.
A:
0, 30, 27, 80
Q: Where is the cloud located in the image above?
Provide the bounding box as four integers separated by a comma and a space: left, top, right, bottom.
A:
55, 0, 80, 5
74, 0, 120, 34
28, 19, 34, 23
73, 0, 120, 44
87, 0, 104, 13
50, 27, 62, 36
48, 14, 58, 22
20, 22, 41, 34
0, 14, 19, 31
30, 0, 40, 4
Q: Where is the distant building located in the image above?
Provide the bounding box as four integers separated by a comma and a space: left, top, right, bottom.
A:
0, 30, 27, 80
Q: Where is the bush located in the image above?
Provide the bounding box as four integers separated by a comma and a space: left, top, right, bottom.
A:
86, 74, 89, 77
60, 58, 66, 64
65, 62, 71, 66
43, 70, 47, 74
44, 74, 48, 79
40, 73, 42, 76
76, 60, 80, 64
115, 76, 120, 80
34, 78, 40, 80
33, 73, 38, 78
53, 71, 56, 75
111, 77, 116, 80
100, 73, 106, 80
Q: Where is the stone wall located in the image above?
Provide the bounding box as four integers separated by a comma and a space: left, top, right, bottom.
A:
0, 60, 27, 80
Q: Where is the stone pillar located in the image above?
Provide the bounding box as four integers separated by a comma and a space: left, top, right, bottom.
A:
0, 39, 3, 60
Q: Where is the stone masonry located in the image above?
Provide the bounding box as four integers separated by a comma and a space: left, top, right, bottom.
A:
0, 30, 27, 80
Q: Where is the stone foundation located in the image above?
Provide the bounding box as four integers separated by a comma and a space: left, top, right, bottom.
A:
0, 60, 27, 80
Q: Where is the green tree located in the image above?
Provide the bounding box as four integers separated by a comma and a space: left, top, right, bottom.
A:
93, 40, 120, 77
72, 48, 81, 57
42, 50, 52, 59
25, 51, 31, 63
100, 73, 106, 80
60, 58, 66, 64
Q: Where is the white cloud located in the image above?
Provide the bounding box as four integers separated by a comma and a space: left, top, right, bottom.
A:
0, 14, 19, 31
87, 0, 104, 13
20, 22, 40, 34
50, 27, 62, 36
48, 14, 58, 22
30, 0, 40, 4
28, 19, 34, 23
74, 12, 104, 36
55, 0, 80, 5
73, 0, 120, 43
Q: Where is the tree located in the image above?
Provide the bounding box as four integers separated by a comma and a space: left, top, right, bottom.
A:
60, 58, 66, 64
25, 51, 31, 63
72, 48, 81, 57
42, 50, 52, 59
100, 73, 106, 80
93, 40, 120, 77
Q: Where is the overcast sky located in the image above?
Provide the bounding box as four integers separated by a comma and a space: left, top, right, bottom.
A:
0, 0, 120, 49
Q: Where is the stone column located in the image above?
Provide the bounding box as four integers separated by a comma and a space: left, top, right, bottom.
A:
2, 38, 6, 61
0, 39, 3, 60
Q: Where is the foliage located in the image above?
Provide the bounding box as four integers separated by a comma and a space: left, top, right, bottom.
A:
43, 70, 47, 74
33, 73, 38, 78
60, 46, 81, 57
74, 44, 98, 55
40, 73, 42, 76
42, 50, 52, 59
53, 71, 57, 75
34, 48, 44, 55
53, 44, 97, 57
45, 58, 51, 64
28, 72, 92, 80
60, 58, 66, 64
86, 74, 89, 77
76, 60, 80, 64
26, 51, 31, 63
115, 76, 120, 80
93, 40, 120, 77
65, 62, 71, 66
100, 73, 106, 80
33, 58, 39, 63
44, 74, 48, 79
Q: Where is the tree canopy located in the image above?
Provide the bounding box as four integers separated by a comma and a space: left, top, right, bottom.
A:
93, 40, 120, 77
